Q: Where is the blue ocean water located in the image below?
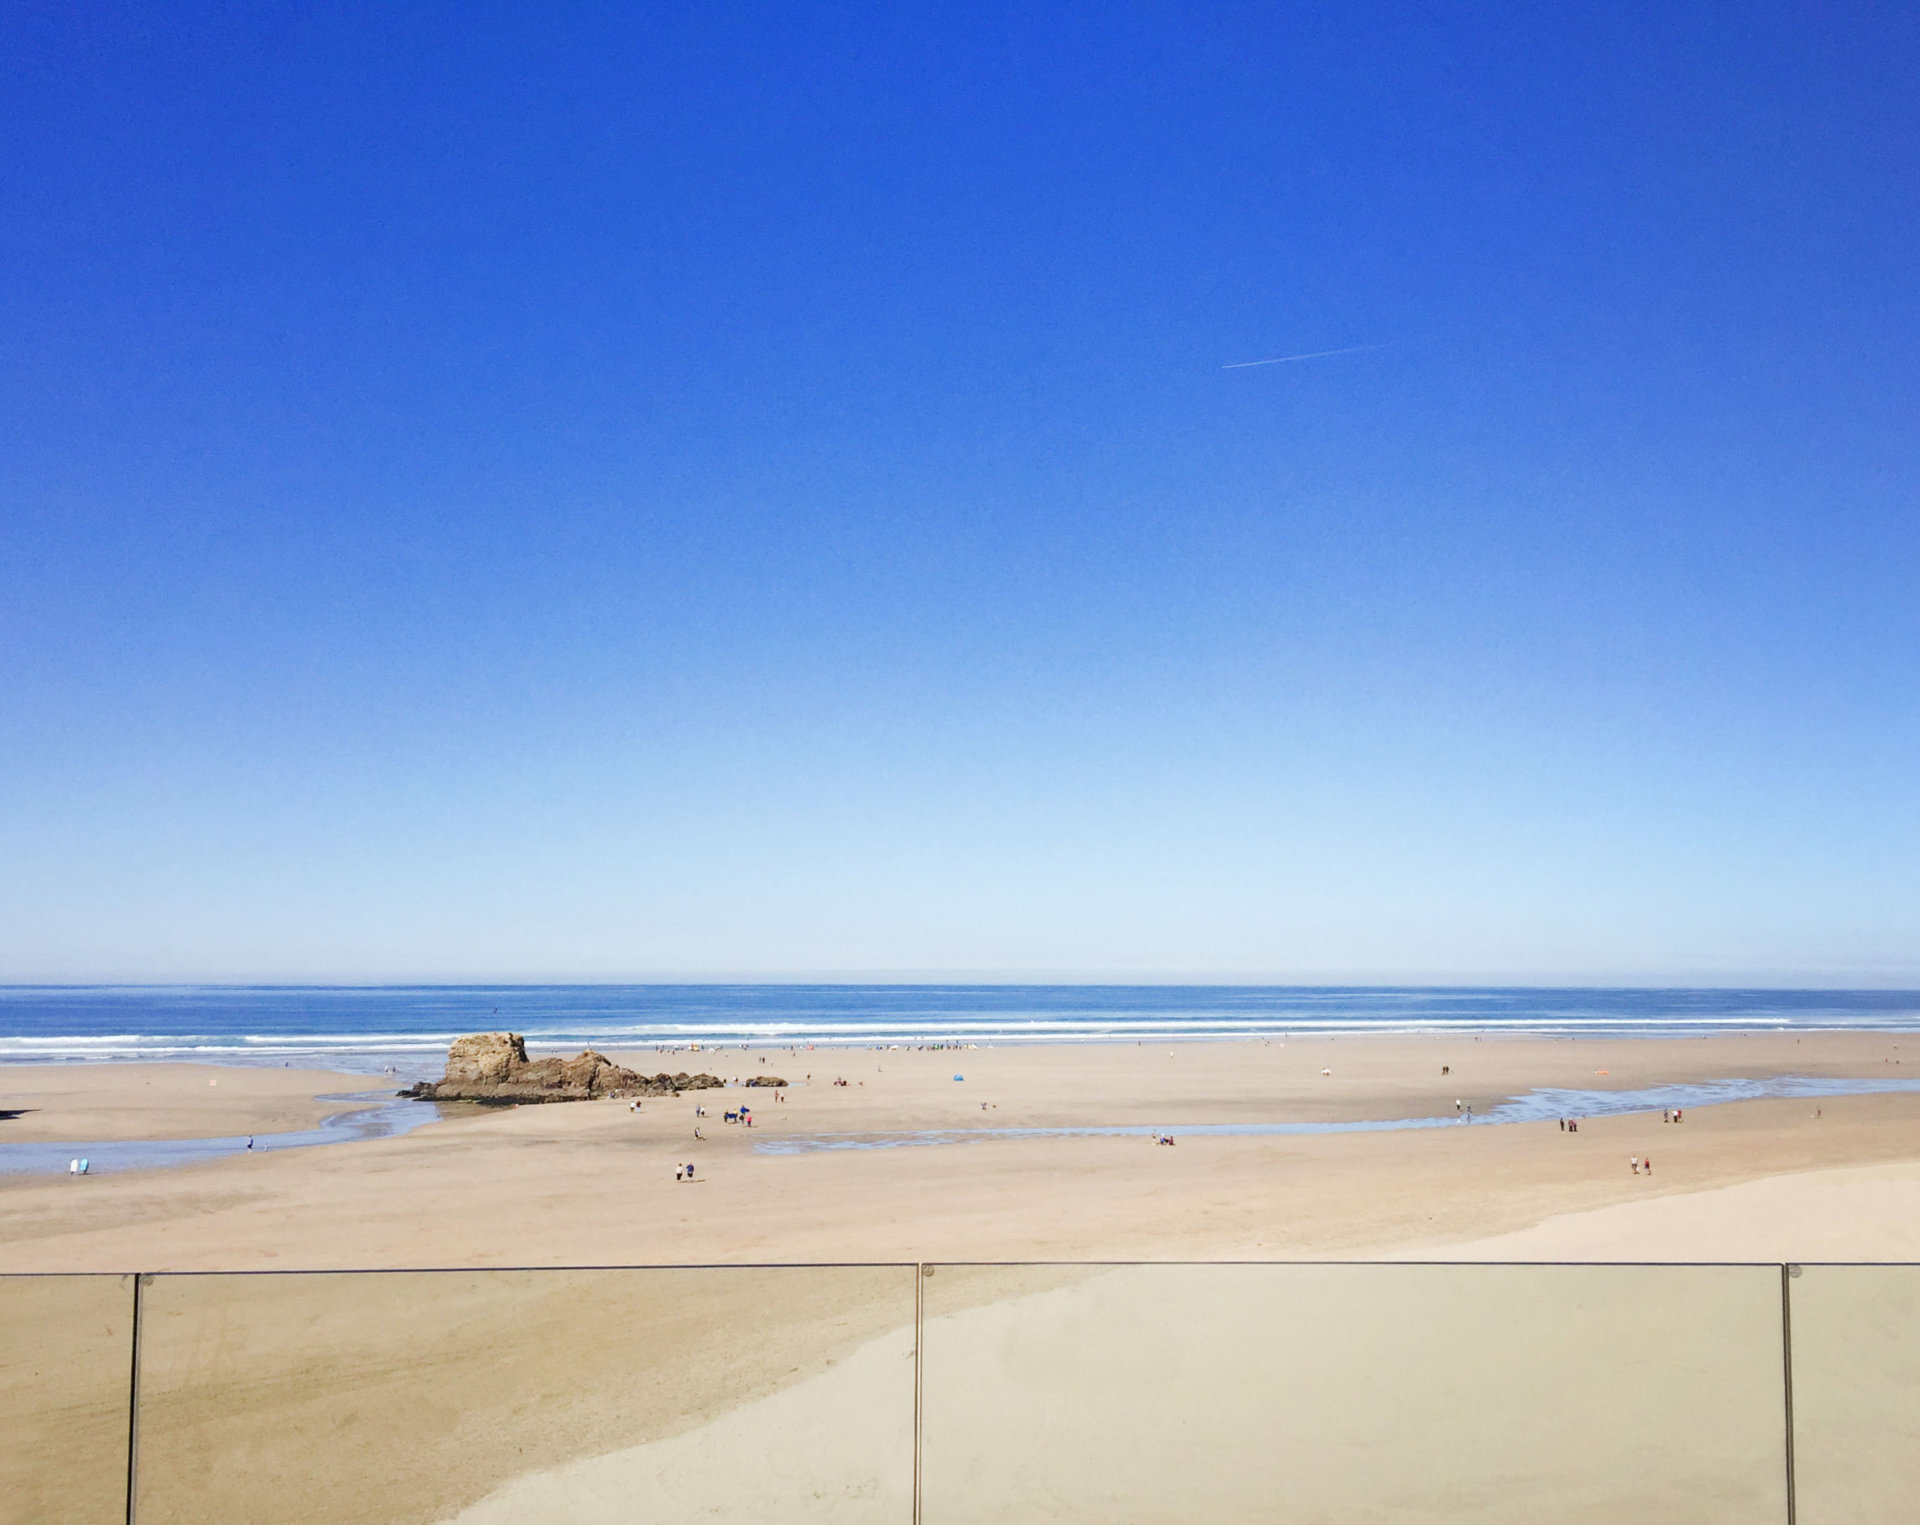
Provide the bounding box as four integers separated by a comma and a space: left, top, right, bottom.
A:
2, 985, 1918, 1079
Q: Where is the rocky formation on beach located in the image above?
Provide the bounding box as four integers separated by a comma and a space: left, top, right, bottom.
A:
400, 1033, 724, 1104
744, 1075, 788, 1087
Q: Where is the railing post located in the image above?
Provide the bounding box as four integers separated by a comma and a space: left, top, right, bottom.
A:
1781, 1264, 1797, 1525
125, 1272, 145, 1525
913, 1263, 925, 1525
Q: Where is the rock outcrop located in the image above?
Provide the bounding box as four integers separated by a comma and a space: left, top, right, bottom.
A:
401, 1033, 724, 1104
744, 1075, 788, 1087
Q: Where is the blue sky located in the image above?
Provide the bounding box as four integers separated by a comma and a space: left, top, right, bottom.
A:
3, 2, 1917, 982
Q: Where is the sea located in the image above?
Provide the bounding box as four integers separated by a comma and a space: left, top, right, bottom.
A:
3, 985, 1919, 1082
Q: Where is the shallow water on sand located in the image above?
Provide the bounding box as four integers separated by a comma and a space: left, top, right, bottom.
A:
0, 1092, 440, 1176
8, 1075, 1920, 1176
750, 1076, 1920, 1154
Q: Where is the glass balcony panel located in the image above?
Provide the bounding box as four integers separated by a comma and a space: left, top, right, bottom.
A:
1787, 1264, 1920, 1523
0, 1273, 135, 1525
132, 1265, 916, 1525
919, 1262, 1786, 1524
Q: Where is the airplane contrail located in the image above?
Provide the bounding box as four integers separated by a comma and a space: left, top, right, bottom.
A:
1222, 341, 1394, 369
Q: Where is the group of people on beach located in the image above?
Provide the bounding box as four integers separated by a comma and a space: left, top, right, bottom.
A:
675, 1161, 697, 1181
1661, 1108, 1685, 1123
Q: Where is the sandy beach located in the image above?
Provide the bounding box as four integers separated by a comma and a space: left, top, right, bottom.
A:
8, 1032, 1920, 1522
4, 1030, 1920, 1271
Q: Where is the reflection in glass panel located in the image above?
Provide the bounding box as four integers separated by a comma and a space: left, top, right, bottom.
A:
1788, 1265, 1920, 1524
0, 1273, 134, 1525
919, 1263, 1786, 1524
133, 1265, 916, 1525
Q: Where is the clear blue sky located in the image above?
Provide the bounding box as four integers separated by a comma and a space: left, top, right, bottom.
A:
3, 3, 1916, 983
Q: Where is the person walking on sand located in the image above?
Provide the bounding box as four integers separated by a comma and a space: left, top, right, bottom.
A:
1630, 1156, 1640, 1174
1645, 1156, 1652, 1175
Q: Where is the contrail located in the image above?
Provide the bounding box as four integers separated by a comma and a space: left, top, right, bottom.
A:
1222, 341, 1393, 369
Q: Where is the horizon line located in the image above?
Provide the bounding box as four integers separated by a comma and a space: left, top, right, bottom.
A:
4, 974, 1920, 992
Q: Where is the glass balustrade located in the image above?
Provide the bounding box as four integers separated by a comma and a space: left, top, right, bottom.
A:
0, 1273, 136, 1525
7, 1261, 1915, 1524
1785, 1264, 1920, 1524
918, 1262, 1789, 1524
130, 1265, 916, 1525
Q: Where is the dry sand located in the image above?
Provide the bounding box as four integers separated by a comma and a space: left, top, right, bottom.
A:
5, 1031, 1920, 1271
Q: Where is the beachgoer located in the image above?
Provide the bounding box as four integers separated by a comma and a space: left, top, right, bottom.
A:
1645, 1156, 1652, 1174
246, 1136, 254, 1151
686, 1162, 695, 1178
1630, 1156, 1639, 1174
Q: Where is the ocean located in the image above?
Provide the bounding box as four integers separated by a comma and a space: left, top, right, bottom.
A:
3, 985, 1918, 1080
